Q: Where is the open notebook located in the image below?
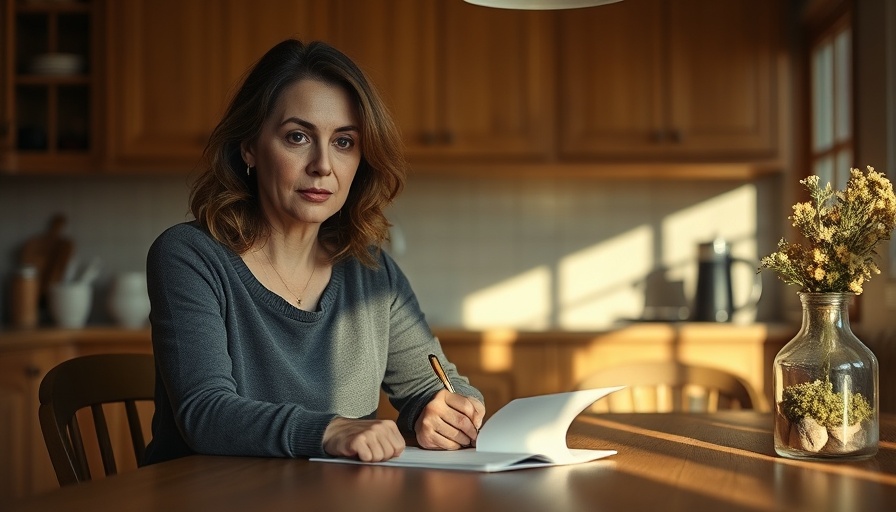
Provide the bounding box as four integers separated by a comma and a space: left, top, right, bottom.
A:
310, 386, 623, 472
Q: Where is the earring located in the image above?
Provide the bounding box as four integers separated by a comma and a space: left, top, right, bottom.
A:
246, 164, 252, 177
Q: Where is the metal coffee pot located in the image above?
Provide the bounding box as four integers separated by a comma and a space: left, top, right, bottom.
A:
691, 238, 762, 322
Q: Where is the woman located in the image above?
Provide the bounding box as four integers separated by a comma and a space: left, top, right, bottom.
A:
144, 39, 484, 465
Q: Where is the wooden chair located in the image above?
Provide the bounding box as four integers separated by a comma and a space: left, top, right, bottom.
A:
575, 360, 764, 413
38, 353, 155, 486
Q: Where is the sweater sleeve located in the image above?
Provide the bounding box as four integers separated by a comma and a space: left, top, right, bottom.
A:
146, 225, 335, 459
376, 252, 485, 434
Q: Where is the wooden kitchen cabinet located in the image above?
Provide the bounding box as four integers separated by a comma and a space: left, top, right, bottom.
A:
0, 345, 74, 503
333, 0, 554, 164
430, 324, 794, 415
3, 0, 791, 176
0, 2, 7, 157
0, 0, 102, 174
104, 0, 334, 172
559, 0, 779, 161
0, 330, 152, 504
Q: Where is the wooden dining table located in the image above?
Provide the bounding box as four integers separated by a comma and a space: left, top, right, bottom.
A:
9, 412, 895, 512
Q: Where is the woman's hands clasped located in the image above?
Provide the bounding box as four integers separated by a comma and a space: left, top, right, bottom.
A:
414, 390, 485, 450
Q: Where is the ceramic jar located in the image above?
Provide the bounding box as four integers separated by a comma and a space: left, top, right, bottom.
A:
108, 271, 150, 329
49, 281, 92, 329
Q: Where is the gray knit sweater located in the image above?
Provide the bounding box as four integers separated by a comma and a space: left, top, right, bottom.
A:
143, 222, 482, 465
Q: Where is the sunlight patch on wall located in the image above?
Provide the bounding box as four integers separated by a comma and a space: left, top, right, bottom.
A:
661, 184, 758, 265
456, 185, 761, 331
662, 184, 759, 323
462, 266, 552, 329
558, 225, 653, 329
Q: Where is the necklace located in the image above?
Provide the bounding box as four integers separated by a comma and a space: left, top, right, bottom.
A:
256, 249, 317, 307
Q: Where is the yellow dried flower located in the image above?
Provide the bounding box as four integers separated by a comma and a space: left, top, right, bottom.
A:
760, 166, 896, 294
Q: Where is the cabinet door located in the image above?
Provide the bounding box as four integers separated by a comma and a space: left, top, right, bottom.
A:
2, 0, 98, 174
335, 0, 553, 162
558, 0, 664, 158
559, 0, 777, 160
0, 0, 9, 156
334, 0, 439, 156
0, 347, 73, 502
221, 0, 335, 92
105, 0, 334, 171
666, 0, 776, 157
105, 0, 228, 168
439, 1, 554, 161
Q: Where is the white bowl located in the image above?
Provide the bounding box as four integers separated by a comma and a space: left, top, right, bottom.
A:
49, 282, 92, 329
30, 53, 85, 76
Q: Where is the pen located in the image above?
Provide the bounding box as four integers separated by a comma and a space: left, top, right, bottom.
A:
428, 353, 456, 393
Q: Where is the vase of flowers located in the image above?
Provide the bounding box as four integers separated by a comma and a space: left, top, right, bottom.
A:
761, 166, 896, 460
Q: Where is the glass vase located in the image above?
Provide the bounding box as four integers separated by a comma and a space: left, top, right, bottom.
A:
773, 292, 879, 460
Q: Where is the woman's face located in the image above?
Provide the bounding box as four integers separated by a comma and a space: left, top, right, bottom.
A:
243, 78, 362, 230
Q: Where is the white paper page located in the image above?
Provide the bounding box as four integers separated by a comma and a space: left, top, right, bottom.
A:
310, 386, 623, 472
313, 446, 616, 472
477, 386, 625, 457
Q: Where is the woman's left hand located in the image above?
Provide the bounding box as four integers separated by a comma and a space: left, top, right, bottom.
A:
415, 390, 485, 450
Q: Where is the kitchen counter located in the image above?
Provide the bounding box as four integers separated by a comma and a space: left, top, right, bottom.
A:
430, 322, 796, 346
0, 321, 797, 348
0, 325, 153, 351
0, 322, 797, 413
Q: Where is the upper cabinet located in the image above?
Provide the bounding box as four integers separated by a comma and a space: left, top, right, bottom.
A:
2, 0, 788, 176
333, 0, 554, 164
559, 0, 780, 161
0, 0, 101, 174
103, 0, 334, 172
0, 2, 8, 163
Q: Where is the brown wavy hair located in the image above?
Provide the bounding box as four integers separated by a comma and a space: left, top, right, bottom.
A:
189, 39, 406, 267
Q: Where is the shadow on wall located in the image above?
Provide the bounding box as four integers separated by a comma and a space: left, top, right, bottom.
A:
391, 174, 783, 331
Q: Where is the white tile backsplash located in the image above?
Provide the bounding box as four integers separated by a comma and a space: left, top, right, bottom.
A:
0, 172, 783, 330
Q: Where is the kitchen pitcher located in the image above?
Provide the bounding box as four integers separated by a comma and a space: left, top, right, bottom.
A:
691, 238, 762, 322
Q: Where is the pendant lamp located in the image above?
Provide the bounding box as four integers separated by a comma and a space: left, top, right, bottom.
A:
464, 0, 623, 9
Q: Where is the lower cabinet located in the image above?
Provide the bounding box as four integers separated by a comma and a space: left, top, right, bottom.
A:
442, 324, 792, 414
0, 346, 75, 503
0, 336, 151, 504
383, 324, 793, 420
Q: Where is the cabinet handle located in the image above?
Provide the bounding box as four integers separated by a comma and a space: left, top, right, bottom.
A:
650, 130, 665, 143
25, 366, 40, 378
441, 132, 454, 145
421, 132, 440, 145
668, 129, 682, 143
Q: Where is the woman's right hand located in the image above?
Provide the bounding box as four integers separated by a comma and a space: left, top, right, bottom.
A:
322, 417, 405, 462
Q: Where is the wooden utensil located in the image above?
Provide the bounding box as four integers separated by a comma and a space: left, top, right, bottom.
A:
19, 213, 74, 302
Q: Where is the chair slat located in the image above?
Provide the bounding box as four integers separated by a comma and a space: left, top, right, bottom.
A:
125, 400, 147, 463
67, 415, 91, 481
92, 404, 118, 476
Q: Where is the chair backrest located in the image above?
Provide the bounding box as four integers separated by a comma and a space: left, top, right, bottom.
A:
575, 360, 763, 413
38, 353, 155, 486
